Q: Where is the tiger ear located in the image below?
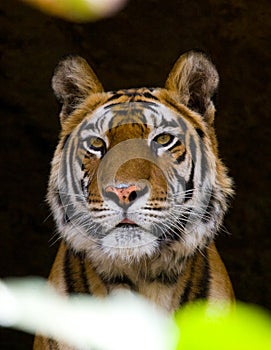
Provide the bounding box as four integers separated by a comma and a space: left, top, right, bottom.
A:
52, 56, 104, 121
165, 51, 219, 123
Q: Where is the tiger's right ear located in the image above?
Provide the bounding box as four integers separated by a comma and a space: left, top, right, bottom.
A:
165, 51, 219, 124
52, 56, 104, 121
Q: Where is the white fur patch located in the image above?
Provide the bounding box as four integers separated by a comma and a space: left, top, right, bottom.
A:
101, 228, 159, 261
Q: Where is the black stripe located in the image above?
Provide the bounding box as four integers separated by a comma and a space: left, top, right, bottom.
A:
171, 166, 185, 186
56, 191, 62, 207
164, 98, 190, 127
63, 204, 79, 225
64, 249, 76, 294
79, 258, 91, 294
60, 133, 71, 150
100, 273, 137, 291
55, 190, 71, 225
106, 93, 123, 103
179, 255, 196, 305
176, 149, 187, 163
61, 120, 87, 150
179, 250, 210, 305
143, 92, 159, 100
149, 270, 179, 285
184, 162, 195, 202
194, 248, 210, 299
177, 210, 191, 230
177, 116, 188, 134
104, 101, 125, 109
195, 127, 205, 138
189, 135, 197, 162
163, 208, 192, 244
168, 139, 182, 152
201, 192, 215, 224
64, 213, 70, 224
200, 147, 208, 184
67, 137, 78, 197
64, 249, 90, 294
105, 91, 159, 107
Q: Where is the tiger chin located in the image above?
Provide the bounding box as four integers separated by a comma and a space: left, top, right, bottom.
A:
34, 51, 234, 349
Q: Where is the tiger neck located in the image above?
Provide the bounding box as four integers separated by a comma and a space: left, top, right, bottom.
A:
59, 240, 210, 311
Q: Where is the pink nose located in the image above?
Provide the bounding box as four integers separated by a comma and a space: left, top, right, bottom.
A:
105, 184, 139, 204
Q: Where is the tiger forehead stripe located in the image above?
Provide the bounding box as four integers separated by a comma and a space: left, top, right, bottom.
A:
105, 88, 159, 105
106, 102, 160, 130
77, 100, 196, 141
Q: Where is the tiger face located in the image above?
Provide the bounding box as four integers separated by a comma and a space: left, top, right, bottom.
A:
48, 51, 233, 264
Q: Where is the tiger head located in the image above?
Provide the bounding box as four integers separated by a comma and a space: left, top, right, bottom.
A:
48, 51, 233, 264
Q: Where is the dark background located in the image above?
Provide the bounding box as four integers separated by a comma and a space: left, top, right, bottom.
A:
1, 0, 270, 348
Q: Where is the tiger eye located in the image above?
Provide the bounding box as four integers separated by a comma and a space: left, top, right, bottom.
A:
156, 133, 172, 145
90, 137, 105, 149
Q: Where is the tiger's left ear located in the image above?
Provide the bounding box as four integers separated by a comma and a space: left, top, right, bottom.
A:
165, 51, 219, 124
52, 56, 104, 122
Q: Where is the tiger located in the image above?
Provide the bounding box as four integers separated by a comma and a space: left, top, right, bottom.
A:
34, 50, 234, 349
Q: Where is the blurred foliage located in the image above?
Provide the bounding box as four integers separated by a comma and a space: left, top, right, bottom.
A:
175, 301, 271, 350
1, 278, 271, 350
20, 0, 127, 21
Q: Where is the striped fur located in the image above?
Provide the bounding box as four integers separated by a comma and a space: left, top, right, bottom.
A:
34, 51, 234, 349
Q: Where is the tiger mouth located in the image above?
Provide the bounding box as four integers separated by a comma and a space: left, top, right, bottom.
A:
116, 223, 139, 228
116, 218, 139, 228
119, 218, 137, 225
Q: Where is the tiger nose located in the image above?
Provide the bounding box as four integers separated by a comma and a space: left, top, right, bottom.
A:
104, 184, 145, 206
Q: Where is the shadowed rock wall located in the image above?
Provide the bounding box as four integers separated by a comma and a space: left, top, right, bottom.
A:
0, 0, 270, 348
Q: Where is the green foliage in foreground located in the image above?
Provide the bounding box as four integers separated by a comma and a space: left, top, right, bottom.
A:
175, 302, 271, 350
0, 278, 271, 349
